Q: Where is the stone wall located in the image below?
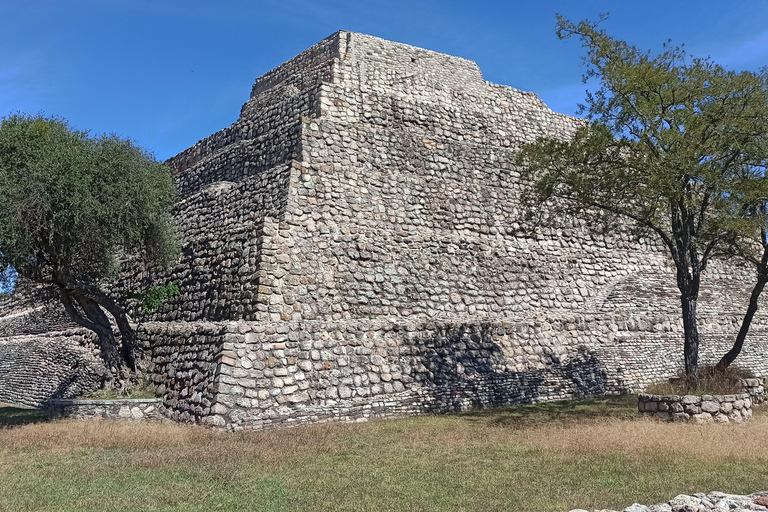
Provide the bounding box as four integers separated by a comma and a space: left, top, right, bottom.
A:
0, 328, 103, 408
1, 31, 767, 429
570, 491, 768, 512
740, 378, 766, 404
638, 393, 754, 424
45, 398, 164, 421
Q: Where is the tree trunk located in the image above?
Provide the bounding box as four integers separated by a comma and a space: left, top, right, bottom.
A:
67, 282, 138, 371
681, 293, 700, 380
59, 288, 132, 385
716, 274, 768, 370
669, 203, 703, 382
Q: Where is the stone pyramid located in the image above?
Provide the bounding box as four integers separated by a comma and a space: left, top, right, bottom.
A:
1, 31, 766, 429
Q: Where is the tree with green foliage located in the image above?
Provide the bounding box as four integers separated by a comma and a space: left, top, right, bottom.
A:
0, 113, 178, 382
515, 16, 768, 380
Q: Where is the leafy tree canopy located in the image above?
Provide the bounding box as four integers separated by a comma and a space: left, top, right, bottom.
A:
0, 113, 178, 380
516, 16, 768, 378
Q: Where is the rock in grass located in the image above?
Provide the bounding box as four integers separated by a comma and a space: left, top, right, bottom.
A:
572, 491, 768, 512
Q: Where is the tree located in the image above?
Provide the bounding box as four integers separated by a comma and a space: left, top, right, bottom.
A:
515, 16, 768, 380
714, 202, 768, 370
0, 113, 178, 382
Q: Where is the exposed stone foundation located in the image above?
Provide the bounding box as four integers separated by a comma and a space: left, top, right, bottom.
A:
45, 398, 164, 421
739, 378, 766, 404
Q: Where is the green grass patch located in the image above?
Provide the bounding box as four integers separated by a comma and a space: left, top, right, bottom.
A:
1, 395, 767, 512
79, 381, 159, 400
0, 403, 48, 427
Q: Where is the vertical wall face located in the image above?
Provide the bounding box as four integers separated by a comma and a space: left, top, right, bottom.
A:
0, 33, 343, 412
1, 31, 767, 426
104, 35, 349, 422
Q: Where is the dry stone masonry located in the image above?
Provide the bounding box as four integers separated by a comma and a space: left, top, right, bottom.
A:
638, 393, 754, 424
1, 31, 767, 428
740, 378, 766, 404
45, 398, 164, 422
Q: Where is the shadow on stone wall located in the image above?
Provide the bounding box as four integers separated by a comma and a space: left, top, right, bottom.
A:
412, 323, 609, 413
40, 358, 105, 407
0, 339, 103, 408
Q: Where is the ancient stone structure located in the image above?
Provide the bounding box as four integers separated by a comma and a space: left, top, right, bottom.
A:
45, 398, 164, 422
0, 294, 105, 407
739, 378, 767, 404
1, 31, 768, 429
638, 393, 755, 424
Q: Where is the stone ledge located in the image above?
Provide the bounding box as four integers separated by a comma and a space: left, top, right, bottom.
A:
46, 398, 161, 405
638, 393, 753, 424
44, 398, 165, 422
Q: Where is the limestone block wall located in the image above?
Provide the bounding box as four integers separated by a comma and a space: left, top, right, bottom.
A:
136, 321, 228, 422
203, 31, 768, 429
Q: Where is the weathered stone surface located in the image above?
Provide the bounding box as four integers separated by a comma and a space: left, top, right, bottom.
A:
639, 393, 754, 425
573, 491, 768, 512
45, 399, 165, 422
0, 31, 767, 431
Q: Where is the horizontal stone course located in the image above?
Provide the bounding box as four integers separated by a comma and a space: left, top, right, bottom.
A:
638, 392, 755, 424
45, 398, 165, 422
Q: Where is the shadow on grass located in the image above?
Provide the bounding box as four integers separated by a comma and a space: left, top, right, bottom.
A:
0, 403, 49, 428
456, 394, 639, 429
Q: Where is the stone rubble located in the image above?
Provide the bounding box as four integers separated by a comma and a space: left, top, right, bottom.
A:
570, 491, 768, 512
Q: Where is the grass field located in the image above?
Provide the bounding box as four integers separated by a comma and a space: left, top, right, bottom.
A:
1, 396, 767, 512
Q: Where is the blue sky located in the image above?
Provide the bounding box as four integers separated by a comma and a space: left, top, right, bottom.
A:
1, 0, 767, 161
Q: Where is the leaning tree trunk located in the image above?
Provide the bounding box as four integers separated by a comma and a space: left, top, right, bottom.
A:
716, 273, 768, 371
59, 285, 136, 387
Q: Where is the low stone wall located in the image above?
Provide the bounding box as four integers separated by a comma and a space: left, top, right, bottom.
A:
740, 378, 767, 405
45, 398, 165, 421
638, 393, 753, 424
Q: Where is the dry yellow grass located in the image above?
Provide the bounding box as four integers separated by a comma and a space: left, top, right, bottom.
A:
1, 396, 766, 512
0, 419, 213, 451
520, 415, 768, 460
